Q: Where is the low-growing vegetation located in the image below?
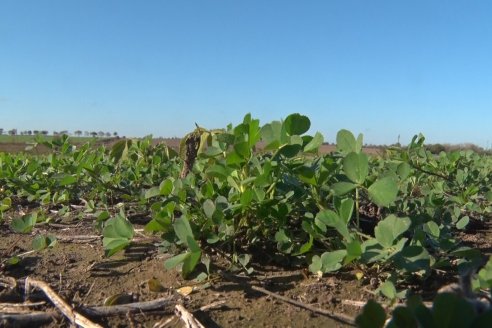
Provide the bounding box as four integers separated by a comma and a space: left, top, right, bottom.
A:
1, 113, 492, 327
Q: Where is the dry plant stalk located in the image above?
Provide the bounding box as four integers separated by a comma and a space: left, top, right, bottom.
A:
25, 277, 103, 328
175, 304, 205, 328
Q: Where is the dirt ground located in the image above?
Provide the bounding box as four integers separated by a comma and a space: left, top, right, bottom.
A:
0, 210, 368, 328
2, 205, 492, 328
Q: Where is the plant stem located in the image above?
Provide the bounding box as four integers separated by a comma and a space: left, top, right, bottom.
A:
355, 187, 360, 229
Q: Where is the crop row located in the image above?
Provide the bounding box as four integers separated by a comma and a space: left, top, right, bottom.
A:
1, 113, 492, 302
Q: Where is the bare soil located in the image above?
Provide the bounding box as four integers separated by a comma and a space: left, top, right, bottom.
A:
0, 211, 367, 328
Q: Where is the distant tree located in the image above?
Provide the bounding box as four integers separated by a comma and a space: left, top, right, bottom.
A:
53, 131, 58, 136
8, 129, 17, 136
105, 132, 111, 137
41, 130, 49, 136
0, 128, 3, 135
74, 130, 82, 137
59, 130, 69, 136
90, 131, 98, 138
97, 131, 105, 137
27, 130, 32, 135
113, 131, 118, 137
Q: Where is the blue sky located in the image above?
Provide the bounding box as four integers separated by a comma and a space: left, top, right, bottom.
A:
1, 1, 491, 147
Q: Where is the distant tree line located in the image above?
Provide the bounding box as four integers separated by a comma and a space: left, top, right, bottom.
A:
0, 128, 118, 138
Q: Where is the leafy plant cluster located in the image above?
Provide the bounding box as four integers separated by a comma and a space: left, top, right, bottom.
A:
357, 256, 492, 328
1, 114, 492, 288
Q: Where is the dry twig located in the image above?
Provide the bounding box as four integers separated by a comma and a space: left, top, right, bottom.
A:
25, 277, 103, 328
199, 300, 226, 311
0, 311, 60, 326
175, 304, 205, 328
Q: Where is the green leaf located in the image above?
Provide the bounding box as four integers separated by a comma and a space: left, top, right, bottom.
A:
320, 250, 347, 272
433, 292, 475, 328
260, 121, 282, 150
145, 187, 161, 199
394, 246, 431, 273
182, 250, 201, 278
380, 280, 397, 300
309, 255, 322, 273
355, 299, 386, 328
368, 177, 398, 207
144, 216, 172, 233
32, 235, 57, 251
173, 217, 194, 246
110, 139, 131, 162
343, 152, 368, 184
277, 144, 302, 158
477, 256, 492, 289
11, 213, 37, 233
159, 178, 174, 196
456, 216, 469, 230
59, 175, 77, 186
164, 252, 190, 269
388, 306, 418, 327
374, 215, 411, 248
103, 238, 131, 257
237, 254, 251, 268
240, 189, 254, 207
293, 235, 313, 255
102, 214, 134, 257
234, 141, 251, 159
336, 129, 357, 153
423, 221, 440, 238
345, 240, 362, 263
7, 256, 20, 266
275, 229, 293, 253
0, 197, 12, 212
203, 199, 216, 219
316, 210, 351, 241
303, 132, 324, 153
338, 198, 354, 224
331, 182, 357, 196
186, 235, 201, 253
397, 162, 411, 180
284, 113, 310, 136
356, 133, 364, 153
205, 164, 230, 180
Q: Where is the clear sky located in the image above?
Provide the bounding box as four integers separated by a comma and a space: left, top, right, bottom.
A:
1, 1, 491, 147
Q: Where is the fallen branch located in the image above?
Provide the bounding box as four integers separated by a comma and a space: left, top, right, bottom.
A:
1, 295, 179, 326
55, 235, 101, 243
0, 301, 46, 313
0, 301, 46, 308
25, 277, 103, 328
342, 299, 368, 308
175, 304, 205, 328
0, 311, 60, 326
199, 300, 226, 311
251, 285, 356, 326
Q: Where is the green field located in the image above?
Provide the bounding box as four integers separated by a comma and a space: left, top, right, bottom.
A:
0, 134, 96, 144
1, 113, 492, 326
